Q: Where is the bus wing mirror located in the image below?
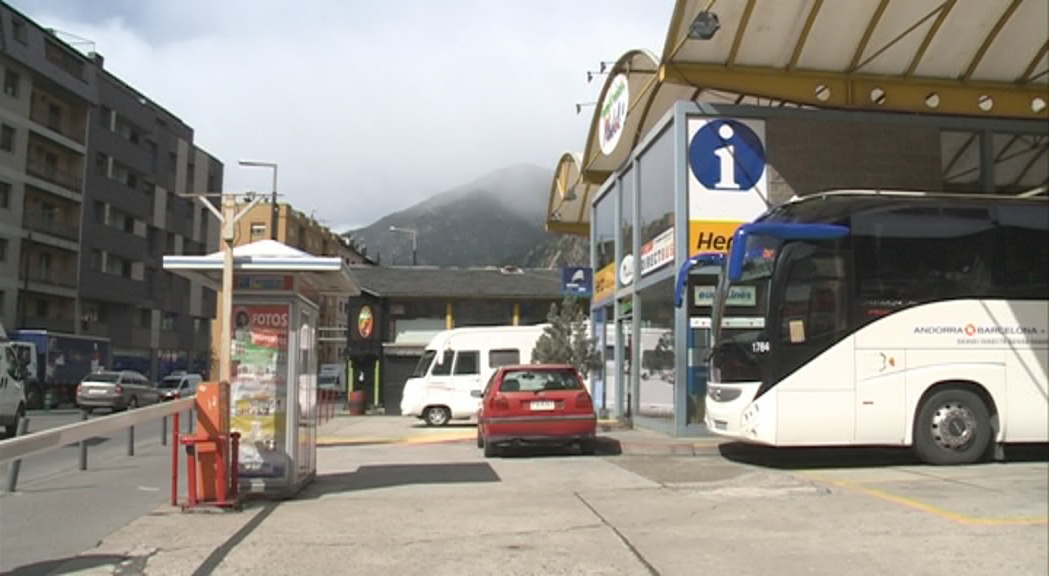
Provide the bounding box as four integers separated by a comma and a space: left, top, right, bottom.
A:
673, 252, 727, 308
727, 223, 849, 283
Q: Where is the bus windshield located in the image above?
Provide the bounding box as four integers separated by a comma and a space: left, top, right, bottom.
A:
710, 235, 779, 384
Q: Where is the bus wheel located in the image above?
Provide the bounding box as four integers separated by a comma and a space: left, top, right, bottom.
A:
914, 387, 992, 465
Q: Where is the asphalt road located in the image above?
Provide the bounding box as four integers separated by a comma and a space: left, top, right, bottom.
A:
0, 407, 194, 575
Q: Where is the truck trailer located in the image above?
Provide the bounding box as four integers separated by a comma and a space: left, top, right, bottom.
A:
8, 330, 111, 409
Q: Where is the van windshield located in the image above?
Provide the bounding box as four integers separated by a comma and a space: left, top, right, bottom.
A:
412, 350, 436, 378
158, 377, 183, 389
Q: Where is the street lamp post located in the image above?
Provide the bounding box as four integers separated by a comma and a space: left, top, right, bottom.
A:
185, 191, 264, 385
388, 226, 418, 266
238, 161, 279, 240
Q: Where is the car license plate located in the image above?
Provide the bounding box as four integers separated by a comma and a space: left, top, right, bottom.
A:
88, 388, 106, 395
530, 401, 555, 411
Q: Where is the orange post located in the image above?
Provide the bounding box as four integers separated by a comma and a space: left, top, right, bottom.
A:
171, 409, 180, 507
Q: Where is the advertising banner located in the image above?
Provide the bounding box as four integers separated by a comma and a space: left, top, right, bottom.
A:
593, 262, 616, 304
230, 303, 290, 479
686, 117, 770, 255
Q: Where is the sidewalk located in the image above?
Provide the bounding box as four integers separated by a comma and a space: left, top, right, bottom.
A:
36, 414, 725, 576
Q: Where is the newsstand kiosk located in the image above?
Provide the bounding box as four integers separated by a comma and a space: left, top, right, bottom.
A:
164, 239, 360, 501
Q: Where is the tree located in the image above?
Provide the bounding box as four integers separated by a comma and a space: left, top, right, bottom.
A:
531, 296, 600, 377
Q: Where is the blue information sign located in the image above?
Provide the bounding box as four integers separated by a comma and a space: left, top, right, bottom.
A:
688, 119, 767, 191
561, 266, 593, 297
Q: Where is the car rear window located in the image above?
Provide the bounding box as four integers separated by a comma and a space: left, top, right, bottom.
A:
84, 373, 120, 383
499, 369, 582, 392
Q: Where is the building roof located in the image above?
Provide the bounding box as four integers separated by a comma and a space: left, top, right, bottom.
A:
347, 266, 564, 299
548, 0, 1049, 235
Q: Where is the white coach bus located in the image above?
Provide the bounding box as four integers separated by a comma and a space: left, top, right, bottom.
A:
687, 189, 1048, 465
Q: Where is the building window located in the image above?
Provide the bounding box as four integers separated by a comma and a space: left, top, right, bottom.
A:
161, 313, 176, 331
250, 222, 266, 239
3, 69, 18, 97
0, 237, 7, 262
1, 124, 14, 152
12, 19, 27, 44
0, 181, 9, 209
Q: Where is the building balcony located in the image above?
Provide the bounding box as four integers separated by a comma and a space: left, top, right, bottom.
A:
23, 212, 80, 242
26, 158, 83, 192
17, 314, 75, 333
21, 268, 78, 289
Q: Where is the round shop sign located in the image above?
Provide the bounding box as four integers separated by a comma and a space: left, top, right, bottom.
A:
358, 305, 374, 339
599, 73, 630, 156
619, 254, 634, 286
688, 119, 766, 191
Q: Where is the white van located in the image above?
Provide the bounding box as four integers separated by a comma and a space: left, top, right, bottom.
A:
400, 324, 549, 426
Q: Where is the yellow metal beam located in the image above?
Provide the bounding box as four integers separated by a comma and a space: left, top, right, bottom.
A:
906, 0, 956, 77
964, 0, 1022, 82
788, 0, 823, 70
727, 0, 756, 67
850, 0, 890, 72
855, 3, 944, 74
1021, 39, 1049, 83
544, 221, 589, 236
660, 62, 1049, 119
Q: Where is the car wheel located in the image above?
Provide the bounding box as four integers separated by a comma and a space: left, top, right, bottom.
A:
913, 387, 992, 465
128, 397, 139, 410
483, 440, 499, 458
3, 404, 25, 437
25, 384, 44, 410
476, 428, 484, 449
423, 406, 450, 427
579, 439, 597, 456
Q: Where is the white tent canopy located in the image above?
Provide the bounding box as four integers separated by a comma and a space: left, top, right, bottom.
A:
162, 239, 362, 296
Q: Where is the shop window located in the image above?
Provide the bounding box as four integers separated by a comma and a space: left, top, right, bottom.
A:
593, 189, 615, 271
620, 167, 635, 265
637, 279, 675, 421
638, 125, 675, 266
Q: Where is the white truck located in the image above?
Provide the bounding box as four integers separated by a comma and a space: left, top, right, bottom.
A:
0, 321, 29, 437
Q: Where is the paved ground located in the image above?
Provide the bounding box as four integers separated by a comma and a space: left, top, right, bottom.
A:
15, 415, 1046, 576
0, 409, 193, 575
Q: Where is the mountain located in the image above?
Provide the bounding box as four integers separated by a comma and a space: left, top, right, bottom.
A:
345, 164, 588, 269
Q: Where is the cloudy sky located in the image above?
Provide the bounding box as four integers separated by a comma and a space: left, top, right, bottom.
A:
10, 0, 675, 230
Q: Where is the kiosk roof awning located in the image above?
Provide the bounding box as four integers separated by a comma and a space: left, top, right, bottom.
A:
162, 239, 362, 295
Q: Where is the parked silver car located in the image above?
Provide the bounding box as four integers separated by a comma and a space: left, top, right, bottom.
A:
76, 370, 160, 413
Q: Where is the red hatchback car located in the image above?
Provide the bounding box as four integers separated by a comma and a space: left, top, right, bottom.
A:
475, 364, 597, 457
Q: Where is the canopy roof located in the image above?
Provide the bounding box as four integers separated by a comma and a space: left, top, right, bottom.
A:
548, 0, 1049, 235
162, 239, 361, 295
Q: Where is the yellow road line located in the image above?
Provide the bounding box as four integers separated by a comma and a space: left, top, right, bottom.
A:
803, 474, 1049, 526
317, 431, 475, 446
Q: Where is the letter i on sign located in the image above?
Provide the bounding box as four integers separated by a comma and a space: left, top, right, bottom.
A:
713, 124, 738, 189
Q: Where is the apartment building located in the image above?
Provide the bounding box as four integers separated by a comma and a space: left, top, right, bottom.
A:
231, 202, 373, 365
0, 3, 220, 379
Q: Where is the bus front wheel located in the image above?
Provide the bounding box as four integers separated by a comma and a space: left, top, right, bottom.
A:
913, 387, 992, 465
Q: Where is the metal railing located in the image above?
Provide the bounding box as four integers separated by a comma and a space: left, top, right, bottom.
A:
1, 398, 194, 492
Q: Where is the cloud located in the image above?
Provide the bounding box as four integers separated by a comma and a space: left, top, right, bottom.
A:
11, 0, 674, 230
